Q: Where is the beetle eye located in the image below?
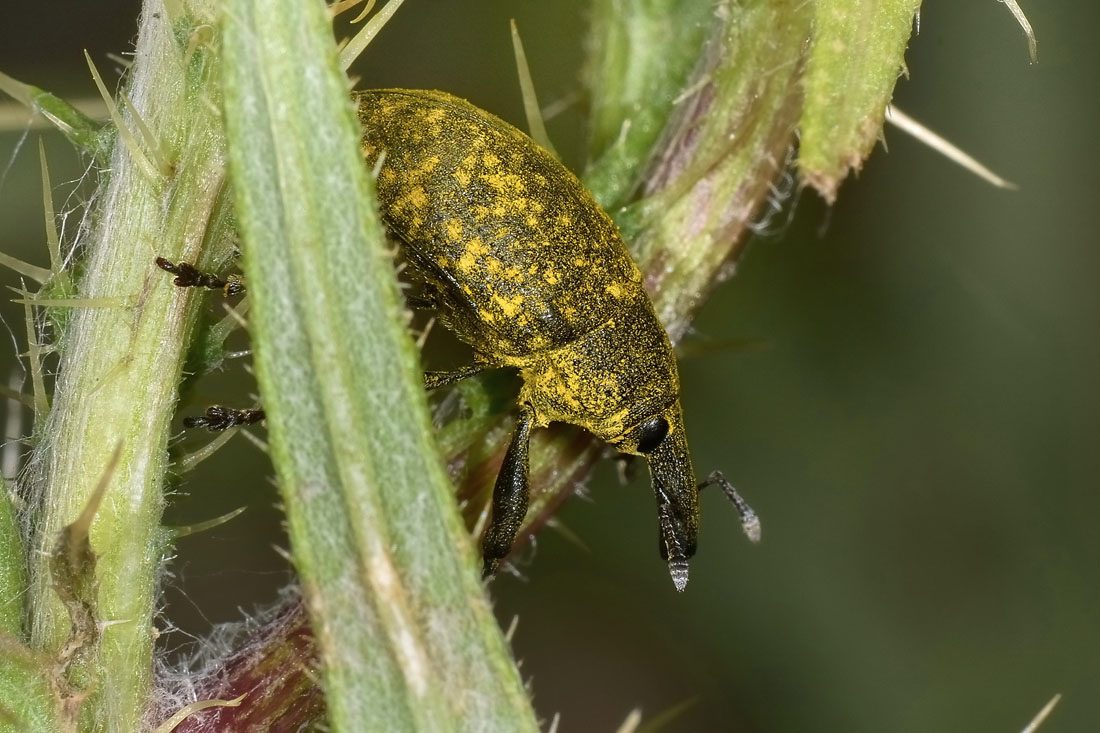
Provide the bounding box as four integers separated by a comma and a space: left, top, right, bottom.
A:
635, 417, 670, 454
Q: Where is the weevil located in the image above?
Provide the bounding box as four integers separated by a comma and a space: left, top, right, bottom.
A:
162, 89, 759, 590
356, 89, 759, 590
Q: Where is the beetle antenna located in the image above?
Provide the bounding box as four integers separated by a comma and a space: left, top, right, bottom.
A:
701, 470, 761, 543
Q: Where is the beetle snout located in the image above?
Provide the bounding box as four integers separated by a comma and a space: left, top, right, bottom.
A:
643, 404, 701, 591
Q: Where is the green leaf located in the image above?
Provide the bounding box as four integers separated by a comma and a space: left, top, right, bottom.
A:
798, 0, 923, 201
621, 0, 812, 338
0, 70, 110, 158
220, 0, 537, 729
21, 2, 239, 730
0, 478, 25, 639
0, 633, 57, 733
584, 0, 713, 210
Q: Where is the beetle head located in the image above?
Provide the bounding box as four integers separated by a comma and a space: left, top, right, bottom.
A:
622, 402, 701, 591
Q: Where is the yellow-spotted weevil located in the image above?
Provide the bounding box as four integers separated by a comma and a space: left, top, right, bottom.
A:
357, 89, 760, 590
161, 89, 760, 591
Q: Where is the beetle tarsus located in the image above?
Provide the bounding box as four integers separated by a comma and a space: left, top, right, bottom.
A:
184, 405, 266, 432
482, 557, 499, 580
700, 470, 761, 543
156, 257, 245, 296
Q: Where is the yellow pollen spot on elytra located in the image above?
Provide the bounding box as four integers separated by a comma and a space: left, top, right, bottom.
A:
525, 216, 538, 228
455, 168, 471, 186
424, 108, 445, 124
505, 266, 523, 280
493, 293, 525, 318
408, 186, 428, 209
573, 257, 587, 267
457, 238, 488, 271
445, 219, 464, 241
528, 264, 539, 274
480, 171, 527, 196
605, 282, 626, 298
485, 256, 503, 275
416, 156, 440, 174
557, 214, 573, 227
482, 152, 500, 167
543, 270, 560, 285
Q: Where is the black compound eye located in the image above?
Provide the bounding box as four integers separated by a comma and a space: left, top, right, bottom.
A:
635, 416, 670, 454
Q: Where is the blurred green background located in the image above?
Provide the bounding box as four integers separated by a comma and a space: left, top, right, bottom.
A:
1, 1, 1096, 731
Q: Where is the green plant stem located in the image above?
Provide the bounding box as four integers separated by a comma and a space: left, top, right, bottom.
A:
220, 0, 537, 730
583, 0, 714, 210
21, 1, 236, 729
622, 0, 812, 338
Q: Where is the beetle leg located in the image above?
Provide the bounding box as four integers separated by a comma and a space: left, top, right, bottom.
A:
155, 257, 245, 297
183, 405, 265, 431
481, 404, 535, 579
423, 363, 494, 390
699, 470, 761, 543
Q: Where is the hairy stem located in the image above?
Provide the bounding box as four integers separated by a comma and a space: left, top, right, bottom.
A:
20, 1, 236, 729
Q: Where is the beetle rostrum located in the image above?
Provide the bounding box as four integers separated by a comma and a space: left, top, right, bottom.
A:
357, 89, 760, 590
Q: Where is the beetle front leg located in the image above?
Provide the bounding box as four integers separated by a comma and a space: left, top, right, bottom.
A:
481, 404, 535, 579
184, 405, 266, 431
155, 257, 245, 296
423, 363, 494, 390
